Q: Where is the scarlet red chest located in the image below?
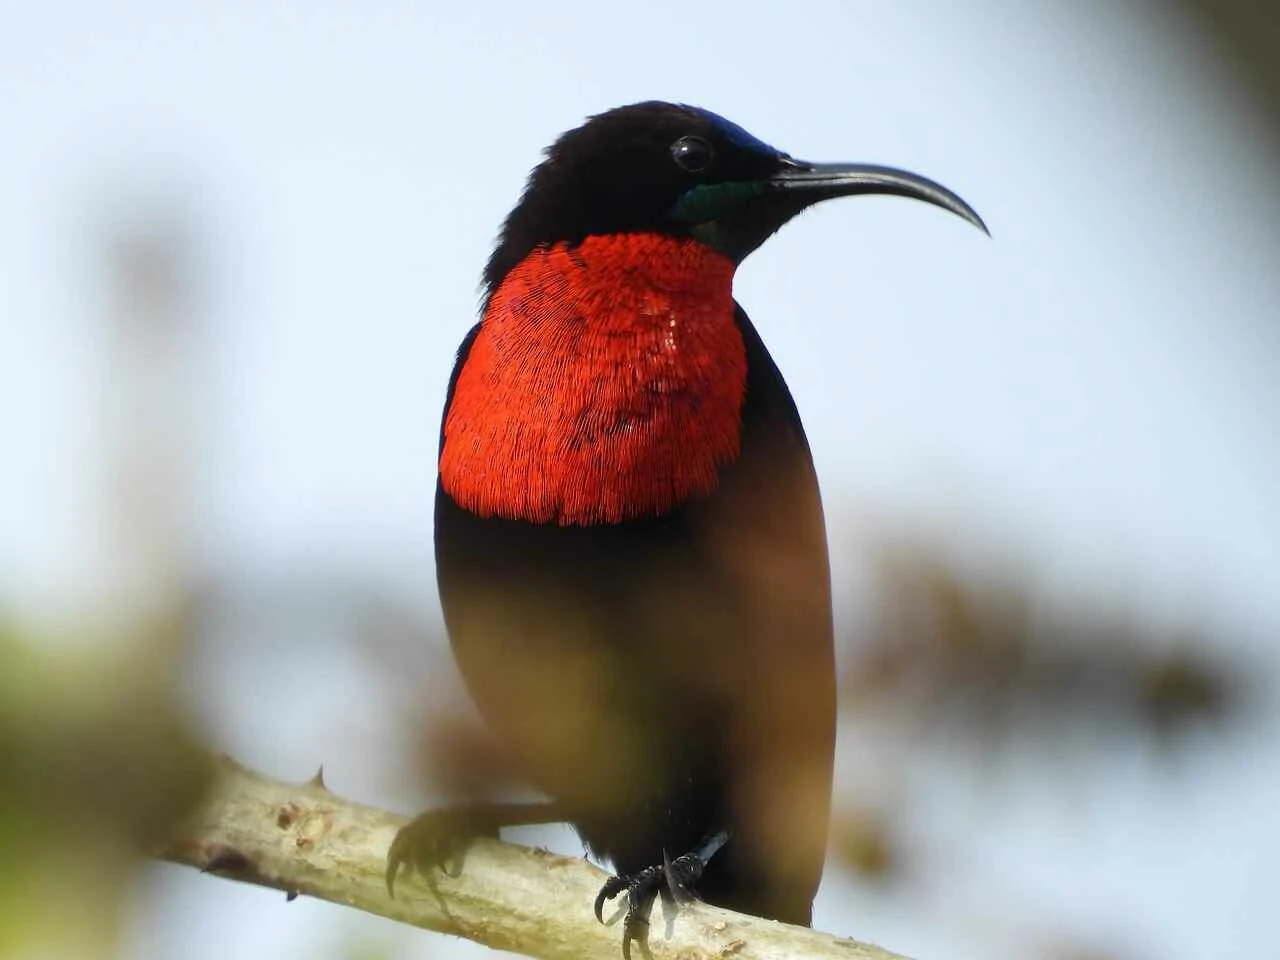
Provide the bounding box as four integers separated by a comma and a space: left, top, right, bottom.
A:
440, 234, 747, 526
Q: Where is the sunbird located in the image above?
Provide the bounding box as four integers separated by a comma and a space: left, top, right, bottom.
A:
388, 101, 985, 957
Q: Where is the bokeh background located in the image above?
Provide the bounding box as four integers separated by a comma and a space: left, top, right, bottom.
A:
2, 2, 1277, 959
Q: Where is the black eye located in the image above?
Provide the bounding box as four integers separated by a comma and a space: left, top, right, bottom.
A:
671, 135, 714, 173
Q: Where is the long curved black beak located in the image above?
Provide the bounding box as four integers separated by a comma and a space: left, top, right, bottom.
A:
771, 159, 988, 236
689, 156, 987, 263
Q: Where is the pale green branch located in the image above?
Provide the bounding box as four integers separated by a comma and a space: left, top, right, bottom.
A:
157, 756, 912, 960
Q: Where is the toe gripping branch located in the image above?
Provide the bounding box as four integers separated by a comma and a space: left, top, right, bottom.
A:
385, 801, 564, 896
593, 830, 730, 960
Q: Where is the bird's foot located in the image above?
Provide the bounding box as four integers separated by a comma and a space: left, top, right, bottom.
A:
385, 806, 500, 896
593, 831, 729, 960
385, 800, 565, 897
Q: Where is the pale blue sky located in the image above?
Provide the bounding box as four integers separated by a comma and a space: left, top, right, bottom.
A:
2, 2, 1278, 959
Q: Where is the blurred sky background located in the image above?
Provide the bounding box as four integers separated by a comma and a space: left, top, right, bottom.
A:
2, 2, 1278, 959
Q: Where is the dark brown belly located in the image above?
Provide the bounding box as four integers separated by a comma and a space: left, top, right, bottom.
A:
434, 403, 835, 924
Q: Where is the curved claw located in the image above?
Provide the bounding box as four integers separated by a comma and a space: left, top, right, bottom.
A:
385, 855, 401, 898
385, 808, 498, 898
386, 823, 442, 897
385, 821, 428, 898
594, 875, 628, 922
591, 865, 663, 959
593, 831, 730, 956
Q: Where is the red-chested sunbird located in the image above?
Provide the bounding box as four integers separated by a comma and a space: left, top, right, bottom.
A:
387, 102, 985, 956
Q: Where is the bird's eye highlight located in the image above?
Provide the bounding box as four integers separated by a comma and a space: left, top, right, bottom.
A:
671, 136, 714, 173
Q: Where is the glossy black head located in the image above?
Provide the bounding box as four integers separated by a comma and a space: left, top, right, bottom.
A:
483, 101, 986, 296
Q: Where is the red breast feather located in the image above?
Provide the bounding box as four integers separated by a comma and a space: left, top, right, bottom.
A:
440, 233, 747, 526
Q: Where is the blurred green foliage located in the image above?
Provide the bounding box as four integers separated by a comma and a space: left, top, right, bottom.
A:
0, 610, 212, 959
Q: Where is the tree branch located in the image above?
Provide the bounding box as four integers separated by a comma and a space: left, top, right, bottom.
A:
157, 756, 912, 960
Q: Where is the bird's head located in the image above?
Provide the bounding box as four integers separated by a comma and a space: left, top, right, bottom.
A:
484, 101, 986, 296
